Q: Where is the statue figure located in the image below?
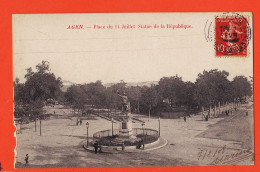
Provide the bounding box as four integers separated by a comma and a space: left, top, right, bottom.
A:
116, 90, 134, 139
117, 91, 130, 113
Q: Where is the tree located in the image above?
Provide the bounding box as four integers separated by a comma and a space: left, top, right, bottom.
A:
184, 81, 196, 112
128, 86, 142, 113
81, 80, 107, 108
23, 61, 63, 103
231, 76, 252, 102
13, 78, 26, 104
14, 60, 63, 117
64, 85, 87, 113
194, 69, 231, 108
158, 75, 186, 107
106, 81, 127, 110
139, 85, 162, 115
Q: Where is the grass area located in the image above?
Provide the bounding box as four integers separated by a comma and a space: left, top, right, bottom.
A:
197, 103, 254, 150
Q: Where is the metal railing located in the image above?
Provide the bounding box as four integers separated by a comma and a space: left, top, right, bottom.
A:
93, 129, 120, 139
132, 128, 158, 136
93, 128, 159, 140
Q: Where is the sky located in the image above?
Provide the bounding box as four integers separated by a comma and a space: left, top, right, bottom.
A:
12, 13, 253, 84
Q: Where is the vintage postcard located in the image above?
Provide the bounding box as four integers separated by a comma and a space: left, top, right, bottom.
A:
12, 12, 253, 168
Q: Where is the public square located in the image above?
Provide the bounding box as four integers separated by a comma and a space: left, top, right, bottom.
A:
15, 102, 254, 168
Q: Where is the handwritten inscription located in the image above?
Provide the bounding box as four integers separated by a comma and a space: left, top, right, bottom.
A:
198, 145, 254, 165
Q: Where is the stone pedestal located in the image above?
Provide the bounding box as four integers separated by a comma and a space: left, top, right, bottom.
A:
118, 113, 134, 139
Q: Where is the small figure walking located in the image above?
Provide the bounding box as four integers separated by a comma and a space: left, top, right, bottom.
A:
136, 141, 141, 149
99, 145, 102, 153
184, 116, 186, 122
225, 110, 229, 116
94, 141, 99, 154
80, 119, 82, 125
246, 111, 248, 116
24, 154, 29, 166
122, 143, 125, 151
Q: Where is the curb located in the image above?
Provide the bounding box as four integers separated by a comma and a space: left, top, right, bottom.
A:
82, 137, 168, 153
143, 137, 168, 152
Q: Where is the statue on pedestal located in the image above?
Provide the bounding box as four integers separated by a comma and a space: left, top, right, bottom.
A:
116, 91, 133, 139
117, 91, 130, 114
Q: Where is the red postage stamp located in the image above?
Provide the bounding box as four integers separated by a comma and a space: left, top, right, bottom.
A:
215, 15, 248, 56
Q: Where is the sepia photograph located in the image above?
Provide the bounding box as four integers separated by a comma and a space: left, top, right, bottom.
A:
12, 13, 254, 168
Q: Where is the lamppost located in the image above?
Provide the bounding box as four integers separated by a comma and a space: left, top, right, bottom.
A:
86, 122, 89, 148
111, 118, 114, 136
40, 119, 41, 136
35, 115, 37, 132
141, 122, 145, 135
158, 117, 161, 137
141, 122, 145, 149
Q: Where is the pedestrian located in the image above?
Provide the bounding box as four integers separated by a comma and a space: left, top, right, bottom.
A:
136, 141, 141, 149
142, 139, 145, 149
184, 116, 186, 122
226, 110, 228, 116
80, 119, 82, 125
53, 110, 55, 115
122, 143, 125, 151
99, 145, 102, 153
24, 154, 29, 166
246, 111, 248, 116
94, 141, 99, 154
205, 115, 208, 121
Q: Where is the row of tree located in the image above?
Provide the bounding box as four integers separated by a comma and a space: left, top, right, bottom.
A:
14, 61, 253, 117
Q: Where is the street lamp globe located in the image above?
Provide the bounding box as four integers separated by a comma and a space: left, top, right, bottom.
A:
86, 122, 89, 128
